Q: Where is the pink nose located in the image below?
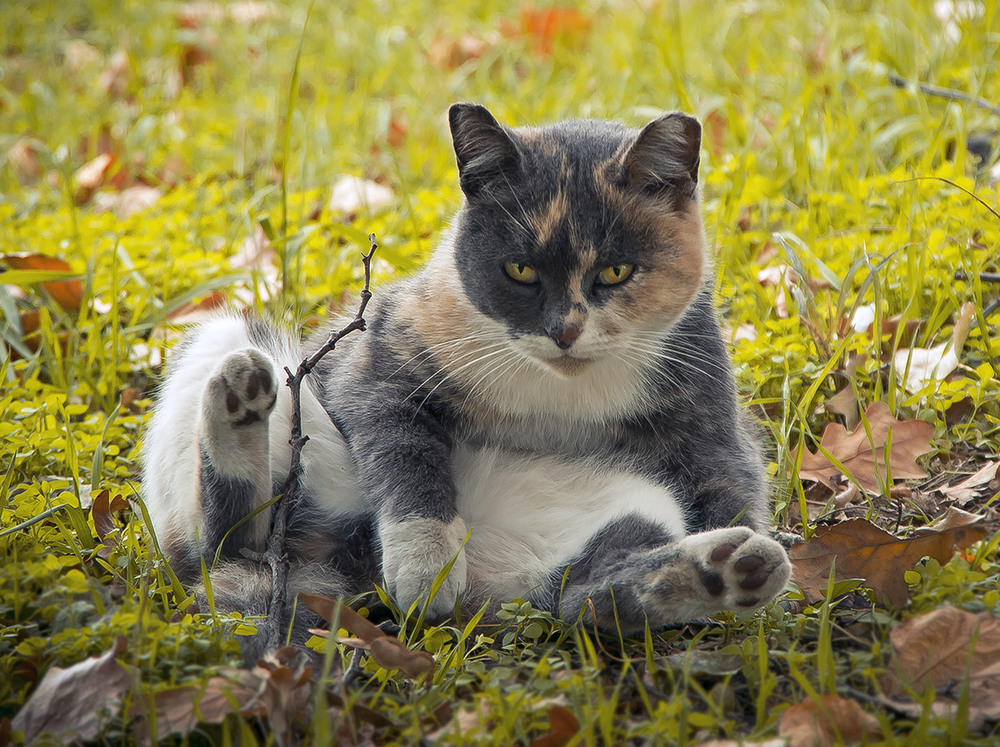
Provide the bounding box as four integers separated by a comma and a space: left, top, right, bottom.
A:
552, 325, 581, 350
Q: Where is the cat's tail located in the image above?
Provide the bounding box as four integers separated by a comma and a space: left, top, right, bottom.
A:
197, 559, 351, 662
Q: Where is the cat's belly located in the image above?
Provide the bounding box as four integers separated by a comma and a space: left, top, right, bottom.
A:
452, 443, 687, 601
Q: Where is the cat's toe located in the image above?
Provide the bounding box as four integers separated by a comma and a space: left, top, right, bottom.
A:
726, 534, 791, 605
685, 527, 790, 612
206, 348, 278, 427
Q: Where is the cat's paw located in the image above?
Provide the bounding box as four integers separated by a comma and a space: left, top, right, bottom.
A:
379, 517, 468, 618
681, 526, 791, 612
203, 348, 278, 428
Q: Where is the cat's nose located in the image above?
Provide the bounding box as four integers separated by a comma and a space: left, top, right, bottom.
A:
551, 325, 581, 350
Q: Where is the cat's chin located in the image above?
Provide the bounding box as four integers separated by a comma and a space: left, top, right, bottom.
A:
542, 355, 594, 377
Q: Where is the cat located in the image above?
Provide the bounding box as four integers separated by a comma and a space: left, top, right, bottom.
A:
141, 104, 792, 658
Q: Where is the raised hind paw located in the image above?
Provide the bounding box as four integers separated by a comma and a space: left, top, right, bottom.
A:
682, 526, 791, 613
203, 348, 278, 428
200, 348, 278, 476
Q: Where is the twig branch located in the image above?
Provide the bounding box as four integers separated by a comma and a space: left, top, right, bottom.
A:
954, 271, 1000, 284
889, 73, 1000, 118
260, 234, 378, 653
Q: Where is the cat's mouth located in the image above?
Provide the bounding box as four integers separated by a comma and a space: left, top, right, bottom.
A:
543, 354, 593, 376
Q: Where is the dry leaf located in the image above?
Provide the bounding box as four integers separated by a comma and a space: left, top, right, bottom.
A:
428, 31, 498, 69
913, 506, 985, 535
2, 253, 85, 312
778, 695, 880, 747
328, 175, 395, 216
894, 302, 974, 393
795, 401, 934, 494
509, 6, 591, 57
883, 606, 1000, 730
824, 386, 859, 431
131, 648, 311, 746
92, 489, 130, 540
300, 593, 434, 679
130, 673, 264, 746
92, 184, 163, 218
788, 518, 988, 606
12, 637, 135, 744
531, 705, 580, 747
939, 461, 1000, 506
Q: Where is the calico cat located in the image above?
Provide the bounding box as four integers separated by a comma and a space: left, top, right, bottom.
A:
142, 104, 791, 657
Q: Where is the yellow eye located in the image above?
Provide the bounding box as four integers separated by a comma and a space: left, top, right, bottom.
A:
504, 262, 538, 283
596, 264, 634, 285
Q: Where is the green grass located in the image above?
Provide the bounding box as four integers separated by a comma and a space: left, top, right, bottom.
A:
2, 0, 1000, 743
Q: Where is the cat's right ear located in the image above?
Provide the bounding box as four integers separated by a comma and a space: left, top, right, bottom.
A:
623, 112, 702, 203
449, 104, 521, 198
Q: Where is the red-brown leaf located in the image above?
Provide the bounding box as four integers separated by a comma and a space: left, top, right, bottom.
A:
795, 401, 934, 493
2, 253, 84, 312
789, 518, 987, 605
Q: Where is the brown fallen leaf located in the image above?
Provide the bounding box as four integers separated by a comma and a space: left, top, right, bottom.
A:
824, 386, 860, 431
2, 253, 84, 312
912, 506, 985, 535
12, 637, 135, 744
939, 461, 1000, 506
882, 606, 1000, 730
130, 647, 311, 747
531, 705, 580, 747
92, 489, 131, 541
300, 593, 434, 679
795, 401, 934, 494
789, 518, 988, 606
130, 673, 263, 746
778, 695, 880, 747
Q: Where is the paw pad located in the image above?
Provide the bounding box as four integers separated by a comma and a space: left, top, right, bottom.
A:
206, 348, 278, 427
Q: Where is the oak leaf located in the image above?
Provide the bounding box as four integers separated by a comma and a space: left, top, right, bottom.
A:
788, 517, 987, 606
795, 401, 934, 494
882, 606, 1000, 730
778, 695, 880, 747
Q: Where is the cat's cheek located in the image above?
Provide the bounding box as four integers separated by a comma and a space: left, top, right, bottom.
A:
379, 516, 469, 617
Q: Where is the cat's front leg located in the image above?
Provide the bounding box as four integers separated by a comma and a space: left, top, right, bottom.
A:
556, 519, 790, 632
338, 392, 467, 618
378, 515, 468, 617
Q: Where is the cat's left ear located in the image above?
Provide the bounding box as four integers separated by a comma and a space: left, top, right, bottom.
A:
449, 103, 521, 198
623, 112, 701, 201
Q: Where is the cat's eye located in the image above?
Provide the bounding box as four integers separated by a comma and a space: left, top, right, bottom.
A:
504, 262, 539, 284
596, 264, 635, 285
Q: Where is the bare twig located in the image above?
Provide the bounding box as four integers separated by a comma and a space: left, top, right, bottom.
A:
889, 73, 1000, 118
260, 234, 378, 653
954, 271, 1000, 284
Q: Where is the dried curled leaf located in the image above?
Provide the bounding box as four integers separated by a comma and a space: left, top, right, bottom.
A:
789, 517, 987, 606
882, 606, 1000, 730
12, 637, 134, 744
778, 695, 881, 747
795, 401, 934, 494
300, 593, 434, 679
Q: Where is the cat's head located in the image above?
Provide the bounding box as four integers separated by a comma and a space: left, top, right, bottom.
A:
448, 104, 708, 378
